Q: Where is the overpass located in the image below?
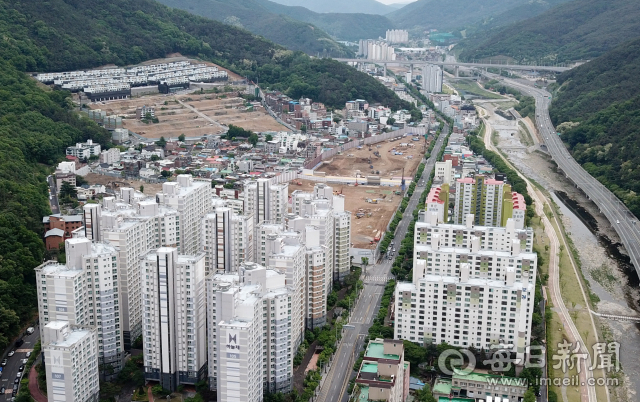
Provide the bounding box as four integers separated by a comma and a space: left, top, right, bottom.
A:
334, 58, 571, 73
488, 73, 640, 280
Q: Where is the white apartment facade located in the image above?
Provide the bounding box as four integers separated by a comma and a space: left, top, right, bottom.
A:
141, 248, 207, 391
42, 321, 100, 402
244, 178, 288, 227
394, 213, 536, 362
66, 139, 101, 159
35, 238, 124, 379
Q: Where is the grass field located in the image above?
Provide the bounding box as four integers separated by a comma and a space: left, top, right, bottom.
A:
449, 79, 504, 99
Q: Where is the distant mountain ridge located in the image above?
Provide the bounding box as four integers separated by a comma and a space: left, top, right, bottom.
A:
268, 0, 396, 15
155, 0, 352, 57
457, 0, 640, 63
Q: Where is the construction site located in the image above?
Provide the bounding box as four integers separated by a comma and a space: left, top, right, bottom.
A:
289, 178, 406, 248
317, 134, 428, 181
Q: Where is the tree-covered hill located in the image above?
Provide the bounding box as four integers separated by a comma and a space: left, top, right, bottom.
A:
458, 0, 640, 64
550, 38, 640, 216
268, 0, 395, 15
0, 57, 113, 350
1, 0, 409, 110
387, 0, 541, 31
154, 0, 353, 57
258, 0, 393, 42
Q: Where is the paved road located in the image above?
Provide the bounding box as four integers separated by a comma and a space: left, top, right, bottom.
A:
0, 327, 40, 400
47, 175, 59, 214
317, 124, 448, 402
334, 59, 571, 72
495, 76, 640, 280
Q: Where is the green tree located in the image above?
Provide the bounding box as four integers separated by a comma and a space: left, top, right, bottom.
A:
265, 134, 273, 142
333, 117, 342, 124
387, 117, 396, 125
414, 386, 437, 402
161, 170, 172, 178
523, 388, 536, 402
139, 185, 144, 193
59, 181, 77, 199
156, 136, 167, 149
300, 124, 307, 133
150, 154, 160, 161
248, 132, 259, 147
178, 133, 186, 142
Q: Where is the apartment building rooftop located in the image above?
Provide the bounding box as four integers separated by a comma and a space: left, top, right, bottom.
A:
37, 261, 82, 278
45, 322, 92, 348
364, 339, 403, 361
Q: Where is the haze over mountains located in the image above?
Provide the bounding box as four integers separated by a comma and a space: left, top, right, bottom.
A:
458, 0, 640, 64
269, 0, 396, 15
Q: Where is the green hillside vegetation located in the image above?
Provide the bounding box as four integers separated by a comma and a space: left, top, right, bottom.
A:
259, 0, 393, 42
268, 0, 395, 15
388, 0, 536, 31
458, 0, 640, 64
155, 0, 352, 57
0, 57, 112, 350
1, 0, 409, 110
550, 38, 640, 216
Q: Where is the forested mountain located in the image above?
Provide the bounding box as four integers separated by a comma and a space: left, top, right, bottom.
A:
154, 0, 352, 57
0, 0, 412, 349
550, 38, 640, 216
268, 0, 395, 15
458, 0, 640, 64
259, 0, 393, 41
387, 0, 547, 31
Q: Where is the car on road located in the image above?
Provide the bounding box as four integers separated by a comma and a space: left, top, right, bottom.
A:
18, 365, 24, 372
13, 378, 19, 384
392, 248, 396, 252
20, 359, 27, 364
25, 352, 31, 358
14, 339, 23, 347
15, 372, 21, 379
0, 386, 4, 393
7, 351, 14, 357
617, 220, 620, 224
1, 359, 6, 366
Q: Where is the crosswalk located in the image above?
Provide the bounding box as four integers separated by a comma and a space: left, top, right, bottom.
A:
363, 275, 393, 284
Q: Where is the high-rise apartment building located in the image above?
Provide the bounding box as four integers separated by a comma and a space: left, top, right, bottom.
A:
207, 263, 293, 399
424, 184, 450, 224
141, 248, 207, 391
453, 176, 526, 229
422, 64, 443, 93
244, 178, 288, 226
156, 174, 211, 254
35, 238, 124, 378
394, 213, 536, 362
42, 321, 100, 402
202, 207, 255, 274
385, 29, 409, 44
98, 193, 180, 348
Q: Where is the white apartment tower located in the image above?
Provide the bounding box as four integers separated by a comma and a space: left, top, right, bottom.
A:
97, 193, 180, 348
244, 178, 288, 226
155, 174, 211, 254
202, 207, 255, 274
394, 213, 536, 362
35, 238, 124, 379
42, 321, 100, 402
422, 64, 443, 93
141, 248, 207, 391
207, 263, 294, 397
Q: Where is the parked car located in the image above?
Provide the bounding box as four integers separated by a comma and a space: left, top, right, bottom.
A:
18, 365, 24, 372
14, 339, 23, 348
0, 386, 5, 393
26, 327, 34, 335
14, 378, 20, 384
7, 351, 14, 357
25, 352, 31, 358
1, 359, 7, 366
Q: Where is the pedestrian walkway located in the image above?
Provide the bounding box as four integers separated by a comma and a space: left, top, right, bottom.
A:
28, 365, 47, 402
363, 275, 394, 283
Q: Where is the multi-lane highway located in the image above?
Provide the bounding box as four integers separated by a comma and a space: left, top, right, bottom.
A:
0, 327, 40, 400
316, 124, 448, 402
497, 77, 640, 279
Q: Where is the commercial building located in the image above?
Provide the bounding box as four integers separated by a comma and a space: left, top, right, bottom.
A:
66, 139, 102, 160
432, 370, 528, 401
35, 238, 125, 379
422, 64, 443, 93
453, 176, 526, 230
141, 248, 207, 391
42, 321, 99, 402
351, 339, 410, 402
394, 213, 536, 362
207, 263, 294, 398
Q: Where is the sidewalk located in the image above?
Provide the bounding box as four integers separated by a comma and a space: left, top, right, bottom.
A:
28, 365, 47, 402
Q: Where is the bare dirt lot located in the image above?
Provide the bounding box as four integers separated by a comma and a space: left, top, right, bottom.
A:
318, 136, 427, 180
83, 173, 164, 196
290, 179, 405, 248
89, 91, 285, 139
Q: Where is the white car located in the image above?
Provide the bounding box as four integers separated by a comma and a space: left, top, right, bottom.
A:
7, 351, 14, 357
617, 220, 620, 224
